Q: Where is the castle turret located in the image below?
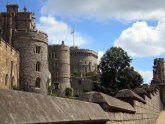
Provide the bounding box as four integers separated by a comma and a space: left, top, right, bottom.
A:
70, 46, 98, 75
0, 4, 50, 94
151, 58, 165, 85
48, 41, 71, 96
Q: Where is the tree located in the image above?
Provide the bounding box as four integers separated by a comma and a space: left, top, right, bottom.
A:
97, 47, 143, 96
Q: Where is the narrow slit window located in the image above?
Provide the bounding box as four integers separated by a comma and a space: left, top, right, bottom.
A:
36, 77, 40, 88
36, 46, 41, 54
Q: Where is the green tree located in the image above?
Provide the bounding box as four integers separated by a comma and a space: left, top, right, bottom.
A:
98, 47, 143, 96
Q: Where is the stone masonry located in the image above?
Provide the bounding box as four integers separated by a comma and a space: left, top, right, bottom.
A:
0, 38, 19, 89
48, 41, 71, 95
0, 4, 50, 94
70, 46, 98, 75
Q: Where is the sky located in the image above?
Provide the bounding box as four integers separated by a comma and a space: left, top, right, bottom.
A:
1, 0, 165, 84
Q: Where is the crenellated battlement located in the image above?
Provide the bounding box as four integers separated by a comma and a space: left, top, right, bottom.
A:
70, 47, 98, 58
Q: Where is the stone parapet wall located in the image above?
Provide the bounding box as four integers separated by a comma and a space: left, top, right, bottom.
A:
13, 30, 48, 44
70, 48, 98, 58
83, 88, 163, 124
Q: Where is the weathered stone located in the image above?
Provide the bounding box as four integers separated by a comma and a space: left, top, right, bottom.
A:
48, 42, 71, 95
70, 46, 98, 75
0, 89, 109, 124
133, 88, 150, 99
0, 4, 50, 94
0, 39, 19, 89
83, 91, 135, 113
116, 89, 146, 105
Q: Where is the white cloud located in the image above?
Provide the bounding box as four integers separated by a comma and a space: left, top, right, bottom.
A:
36, 15, 88, 46
136, 70, 153, 84
41, 0, 165, 21
98, 51, 104, 63
114, 20, 165, 57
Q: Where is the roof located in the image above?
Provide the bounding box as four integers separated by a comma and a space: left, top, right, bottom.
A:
0, 90, 109, 124
83, 91, 135, 113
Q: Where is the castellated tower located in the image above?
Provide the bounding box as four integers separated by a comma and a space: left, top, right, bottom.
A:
152, 58, 165, 84
70, 46, 98, 75
48, 41, 71, 95
0, 4, 50, 94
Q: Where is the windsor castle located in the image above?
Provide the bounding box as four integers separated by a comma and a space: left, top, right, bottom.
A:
1, 3, 165, 124
0, 4, 98, 96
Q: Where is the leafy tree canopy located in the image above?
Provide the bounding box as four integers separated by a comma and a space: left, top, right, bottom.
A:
97, 47, 143, 96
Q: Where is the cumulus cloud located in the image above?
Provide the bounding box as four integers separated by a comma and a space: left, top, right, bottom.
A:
41, 0, 165, 21
114, 20, 165, 57
98, 51, 104, 63
136, 69, 153, 84
36, 15, 88, 46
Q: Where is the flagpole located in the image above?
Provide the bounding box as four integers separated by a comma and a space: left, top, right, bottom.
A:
73, 30, 75, 47
71, 30, 75, 47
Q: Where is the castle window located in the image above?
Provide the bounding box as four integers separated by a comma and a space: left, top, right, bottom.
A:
54, 83, 59, 89
54, 53, 57, 59
56, 72, 59, 78
5, 74, 9, 86
36, 46, 41, 54
36, 62, 41, 71
36, 77, 40, 88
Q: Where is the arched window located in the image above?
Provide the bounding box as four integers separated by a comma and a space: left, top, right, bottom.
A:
36, 62, 41, 71
5, 74, 9, 86
36, 77, 40, 88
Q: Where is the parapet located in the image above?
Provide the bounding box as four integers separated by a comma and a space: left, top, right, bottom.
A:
133, 88, 150, 99
116, 89, 146, 105
154, 58, 164, 64
13, 30, 48, 44
83, 91, 135, 113
70, 46, 98, 58
49, 41, 69, 51
0, 89, 109, 123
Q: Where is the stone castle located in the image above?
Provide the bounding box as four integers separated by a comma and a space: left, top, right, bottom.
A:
0, 3, 165, 124
0, 4, 98, 95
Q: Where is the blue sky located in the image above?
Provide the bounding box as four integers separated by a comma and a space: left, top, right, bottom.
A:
1, 0, 165, 84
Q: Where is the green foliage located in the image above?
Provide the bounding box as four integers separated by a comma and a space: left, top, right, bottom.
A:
84, 71, 96, 76
97, 47, 143, 96
48, 86, 57, 96
72, 72, 81, 77
65, 87, 73, 97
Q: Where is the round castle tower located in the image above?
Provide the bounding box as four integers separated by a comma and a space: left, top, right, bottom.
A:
0, 4, 50, 94
70, 46, 98, 75
48, 41, 71, 95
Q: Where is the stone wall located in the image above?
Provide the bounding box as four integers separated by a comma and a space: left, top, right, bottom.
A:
0, 89, 109, 124
83, 88, 163, 124
71, 76, 98, 94
0, 39, 19, 89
